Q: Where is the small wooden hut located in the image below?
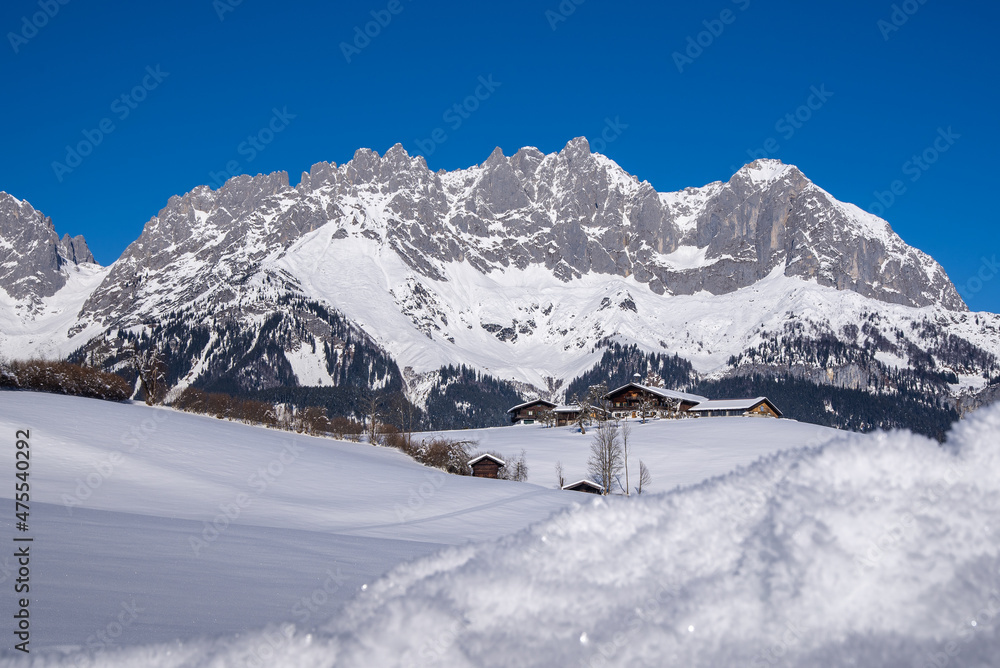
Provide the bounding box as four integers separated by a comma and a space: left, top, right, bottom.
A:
468, 453, 506, 479
562, 480, 604, 495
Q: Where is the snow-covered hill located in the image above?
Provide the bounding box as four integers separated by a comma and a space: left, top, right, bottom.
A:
0, 391, 840, 651
3, 390, 1000, 666
1, 142, 997, 412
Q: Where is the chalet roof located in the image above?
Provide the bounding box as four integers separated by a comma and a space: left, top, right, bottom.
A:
605, 383, 708, 405
689, 397, 782, 416
562, 479, 604, 493
468, 453, 506, 467
506, 399, 557, 414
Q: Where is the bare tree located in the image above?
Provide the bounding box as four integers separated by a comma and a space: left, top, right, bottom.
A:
502, 449, 529, 482
638, 393, 655, 423
664, 396, 682, 419
587, 382, 609, 424
391, 393, 418, 449
634, 460, 652, 495
555, 461, 565, 489
574, 394, 591, 435
135, 346, 168, 405
538, 408, 556, 428
619, 419, 632, 495
362, 391, 382, 444
299, 406, 329, 435
587, 421, 622, 495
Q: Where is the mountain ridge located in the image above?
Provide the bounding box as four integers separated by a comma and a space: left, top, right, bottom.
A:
0, 140, 996, 432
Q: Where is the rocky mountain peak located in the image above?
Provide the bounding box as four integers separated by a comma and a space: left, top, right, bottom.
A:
0, 192, 95, 302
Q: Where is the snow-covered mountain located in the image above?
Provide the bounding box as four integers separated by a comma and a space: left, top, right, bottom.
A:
1, 140, 997, 421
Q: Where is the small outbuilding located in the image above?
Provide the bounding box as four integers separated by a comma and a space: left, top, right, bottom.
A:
468, 453, 506, 479
562, 479, 604, 495
688, 397, 782, 418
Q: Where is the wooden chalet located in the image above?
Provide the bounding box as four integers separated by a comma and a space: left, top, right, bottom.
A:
604, 383, 708, 419
506, 399, 557, 425
468, 453, 506, 478
562, 480, 603, 495
687, 397, 782, 418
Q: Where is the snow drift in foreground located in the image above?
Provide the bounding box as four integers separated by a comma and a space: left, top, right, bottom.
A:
9, 405, 1000, 667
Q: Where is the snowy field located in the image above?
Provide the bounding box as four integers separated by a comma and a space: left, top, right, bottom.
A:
1, 391, 998, 666
423, 417, 840, 494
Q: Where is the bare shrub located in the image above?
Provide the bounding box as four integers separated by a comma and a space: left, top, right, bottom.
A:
329, 416, 364, 441
414, 438, 476, 475
0, 359, 130, 401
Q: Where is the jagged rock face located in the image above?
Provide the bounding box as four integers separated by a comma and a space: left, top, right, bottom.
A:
78, 172, 305, 322
0, 192, 94, 301
75, 139, 963, 331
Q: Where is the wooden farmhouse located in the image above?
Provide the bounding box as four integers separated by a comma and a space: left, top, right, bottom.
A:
687, 397, 782, 418
468, 453, 505, 478
505, 386, 782, 427
563, 480, 604, 494
507, 399, 557, 425
604, 383, 708, 419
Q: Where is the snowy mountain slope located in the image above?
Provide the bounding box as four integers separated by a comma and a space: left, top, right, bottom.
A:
0, 192, 107, 360
0, 260, 108, 360
0, 390, 842, 651
1, 141, 997, 414
4, 391, 999, 665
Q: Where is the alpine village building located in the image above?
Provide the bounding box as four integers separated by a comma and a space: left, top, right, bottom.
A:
508, 383, 782, 424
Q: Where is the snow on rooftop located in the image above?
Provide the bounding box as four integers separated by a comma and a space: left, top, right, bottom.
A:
608, 382, 708, 404
468, 453, 505, 466
689, 397, 770, 411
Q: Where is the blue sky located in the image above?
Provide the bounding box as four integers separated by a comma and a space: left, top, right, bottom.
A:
2, 0, 998, 311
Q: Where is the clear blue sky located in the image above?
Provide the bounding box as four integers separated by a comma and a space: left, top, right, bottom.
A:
2, 0, 997, 311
